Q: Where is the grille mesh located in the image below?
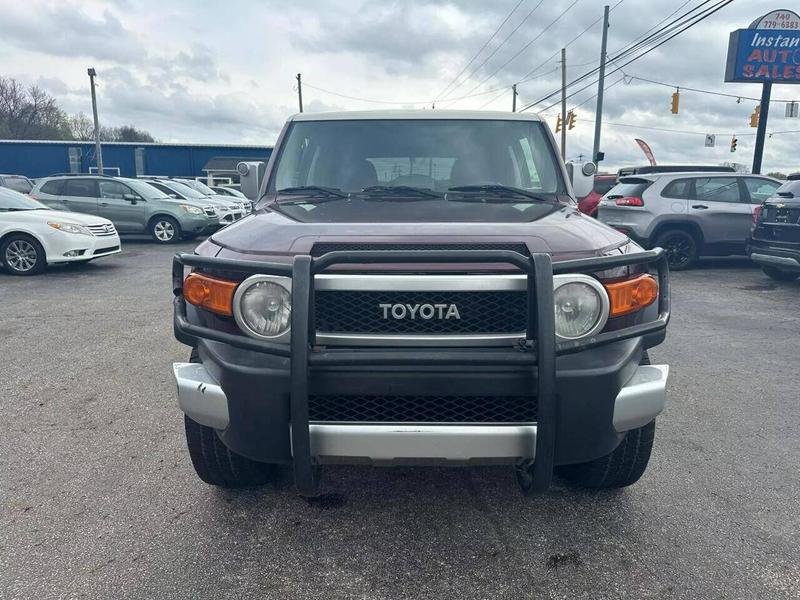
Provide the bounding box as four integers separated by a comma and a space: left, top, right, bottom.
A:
311, 242, 530, 257
315, 290, 527, 334
308, 395, 537, 423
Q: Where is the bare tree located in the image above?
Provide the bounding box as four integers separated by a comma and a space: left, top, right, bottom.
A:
69, 112, 94, 141
0, 77, 71, 139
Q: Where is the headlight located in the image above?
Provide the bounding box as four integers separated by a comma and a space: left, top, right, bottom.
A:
48, 222, 91, 236
233, 275, 292, 340
553, 275, 609, 340
180, 204, 204, 215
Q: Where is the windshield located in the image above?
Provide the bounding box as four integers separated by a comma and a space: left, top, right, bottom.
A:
3, 176, 33, 194
180, 179, 217, 195
162, 181, 207, 199
124, 179, 171, 199
267, 118, 565, 223
270, 119, 563, 194
0, 187, 48, 210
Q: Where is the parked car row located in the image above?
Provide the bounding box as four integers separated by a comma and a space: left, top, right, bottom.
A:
1, 173, 255, 275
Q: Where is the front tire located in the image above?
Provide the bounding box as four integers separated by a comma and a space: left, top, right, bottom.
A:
183, 349, 275, 487
556, 420, 656, 489
761, 266, 799, 282
555, 350, 655, 489
1, 234, 47, 275
150, 216, 182, 244
654, 229, 697, 270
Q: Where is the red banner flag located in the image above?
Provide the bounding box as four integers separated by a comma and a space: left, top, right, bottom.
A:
635, 138, 657, 166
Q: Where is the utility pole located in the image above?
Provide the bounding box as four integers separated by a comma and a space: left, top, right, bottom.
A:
87, 67, 103, 174
296, 73, 303, 113
560, 48, 567, 161
751, 82, 771, 174
512, 84, 518, 112
592, 5, 610, 164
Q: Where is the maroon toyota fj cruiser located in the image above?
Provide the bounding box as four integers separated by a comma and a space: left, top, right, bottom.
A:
171, 111, 670, 496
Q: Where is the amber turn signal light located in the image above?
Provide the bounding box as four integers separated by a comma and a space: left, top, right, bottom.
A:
183, 273, 237, 316
604, 274, 658, 318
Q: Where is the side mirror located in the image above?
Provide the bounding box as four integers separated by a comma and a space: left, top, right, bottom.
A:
566, 161, 596, 199
123, 193, 140, 204
237, 161, 266, 201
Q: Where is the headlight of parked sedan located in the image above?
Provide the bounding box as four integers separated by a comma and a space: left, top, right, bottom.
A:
552, 274, 610, 340
47, 221, 92, 236
233, 275, 292, 340
179, 204, 204, 215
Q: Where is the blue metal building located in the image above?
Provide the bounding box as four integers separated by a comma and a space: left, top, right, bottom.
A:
0, 140, 272, 179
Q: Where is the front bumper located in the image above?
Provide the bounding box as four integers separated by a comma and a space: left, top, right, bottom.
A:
171, 248, 670, 493
173, 357, 668, 465
46, 231, 122, 264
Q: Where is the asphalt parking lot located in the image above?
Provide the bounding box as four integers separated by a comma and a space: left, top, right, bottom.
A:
2, 240, 799, 600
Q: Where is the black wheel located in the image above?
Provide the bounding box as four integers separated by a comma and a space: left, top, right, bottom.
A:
1, 234, 47, 275
555, 350, 655, 489
149, 216, 182, 244
654, 229, 697, 270
761, 266, 799, 282
183, 349, 275, 487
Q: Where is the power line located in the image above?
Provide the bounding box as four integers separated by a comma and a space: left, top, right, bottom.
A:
302, 81, 510, 106
530, 0, 726, 104
439, 0, 547, 103
447, 0, 580, 106
520, 0, 733, 112
434, 0, 527, 104
625, 74, 797, 103
515, 0, 625, 85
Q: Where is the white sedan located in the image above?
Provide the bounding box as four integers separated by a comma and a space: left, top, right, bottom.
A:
0, 187, 121, 275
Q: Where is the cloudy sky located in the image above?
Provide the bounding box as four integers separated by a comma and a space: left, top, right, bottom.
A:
0, 0, 797, 172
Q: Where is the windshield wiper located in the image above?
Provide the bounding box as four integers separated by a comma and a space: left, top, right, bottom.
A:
446, 184, 555, 203
276, 186, 348, 203
357, 185, 443, 200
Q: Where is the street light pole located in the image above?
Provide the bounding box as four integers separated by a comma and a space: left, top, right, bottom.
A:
87, 68, 103, 174
592, 5, 610, 164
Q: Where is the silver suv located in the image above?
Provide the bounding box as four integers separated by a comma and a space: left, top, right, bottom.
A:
31, 175, 220, 244
598, 172, 781, 269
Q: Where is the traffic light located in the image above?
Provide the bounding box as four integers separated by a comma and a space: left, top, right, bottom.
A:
555, 113, 562, 133
749, 104, 760, 128
670, 90, 680, 114
567, 110, 576, 130
730, 136, 738, 153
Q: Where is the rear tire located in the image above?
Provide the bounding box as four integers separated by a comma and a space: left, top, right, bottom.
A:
183, 349, 275, 487
1, 234, 47, 275
761, 266, 799, 282
149, 216, 182, 244
654, 229, 697, 270
555, 350, 655, 489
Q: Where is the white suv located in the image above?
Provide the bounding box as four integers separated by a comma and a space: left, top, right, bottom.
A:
598, 172, 781, 269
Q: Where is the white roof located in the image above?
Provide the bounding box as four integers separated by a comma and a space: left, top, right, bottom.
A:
290, 109, 543, 122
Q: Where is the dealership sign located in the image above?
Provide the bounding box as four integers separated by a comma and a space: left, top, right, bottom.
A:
725, 9, 800, 83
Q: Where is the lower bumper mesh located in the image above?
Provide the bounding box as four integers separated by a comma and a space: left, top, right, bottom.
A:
308, 394, 538, 423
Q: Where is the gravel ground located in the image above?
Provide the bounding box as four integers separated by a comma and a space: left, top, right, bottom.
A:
2, 240, 799, 600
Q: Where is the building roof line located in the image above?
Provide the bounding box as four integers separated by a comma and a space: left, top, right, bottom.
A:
0, 139, 273, 149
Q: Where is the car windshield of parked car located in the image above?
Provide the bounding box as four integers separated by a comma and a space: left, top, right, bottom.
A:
125, 179, 171, 199
3, 176, 33, 194
267, 118, 566, 223
164, 181, 207, 199
182, 179, 217, 195
0, 187, 48, 210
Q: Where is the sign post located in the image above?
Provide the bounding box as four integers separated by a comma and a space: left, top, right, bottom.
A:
724, 9, 800, 173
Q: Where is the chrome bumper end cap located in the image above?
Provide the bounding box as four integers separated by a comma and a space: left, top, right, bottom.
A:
172, 362, 229, 430
613, 364, 669, 432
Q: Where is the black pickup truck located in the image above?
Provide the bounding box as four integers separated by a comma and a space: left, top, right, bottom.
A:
171, 110, 670, 497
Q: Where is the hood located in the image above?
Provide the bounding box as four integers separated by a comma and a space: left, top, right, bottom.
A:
205, 205, 630, 268
19, 209, 112, 226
